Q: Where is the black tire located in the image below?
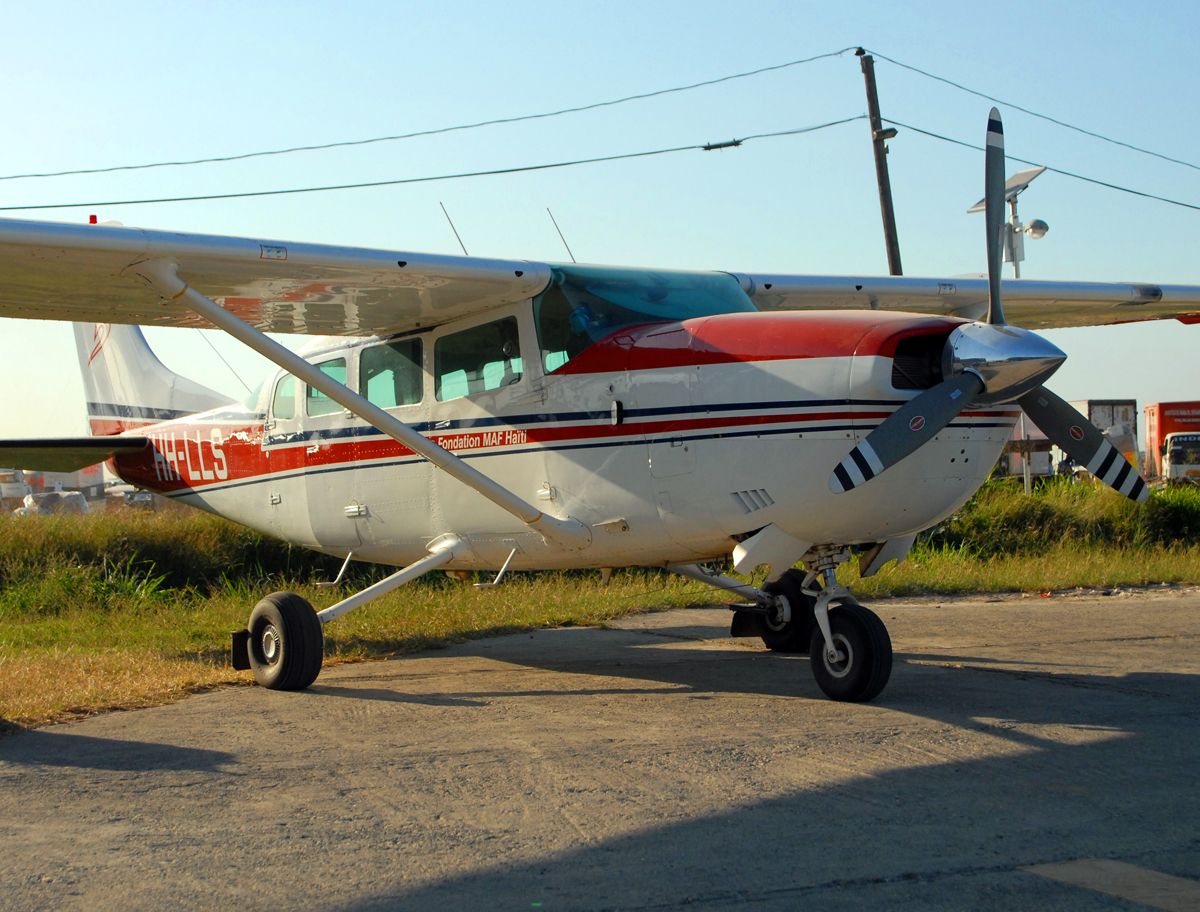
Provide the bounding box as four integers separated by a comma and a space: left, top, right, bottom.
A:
247, 591, 324, 691
760, 569, 816, 653
809, 603, 892, 703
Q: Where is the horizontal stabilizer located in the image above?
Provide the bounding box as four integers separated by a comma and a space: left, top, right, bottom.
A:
0, 437, 150, 472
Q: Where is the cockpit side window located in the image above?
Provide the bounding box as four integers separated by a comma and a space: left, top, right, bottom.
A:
306, 358, 347, 417
271, 375, 296, 420
362, 338, 422, 408
534, 285, 594, 373
434, 317, 522, 402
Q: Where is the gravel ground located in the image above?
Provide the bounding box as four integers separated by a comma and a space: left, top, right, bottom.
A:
2, 587, 1199, 911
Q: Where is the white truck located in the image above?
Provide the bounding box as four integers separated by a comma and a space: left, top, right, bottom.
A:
1145, 402, 1200, 485
1161, 433, 1200, 485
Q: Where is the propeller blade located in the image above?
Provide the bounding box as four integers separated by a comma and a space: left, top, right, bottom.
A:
985, 107, 1006, 326
830, 372, 985, 493
1017, 387, 1149, 502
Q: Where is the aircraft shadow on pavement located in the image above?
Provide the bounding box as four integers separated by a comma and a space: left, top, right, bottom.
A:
0, 729, 237, 774
320, 627, 1200, 911
307, 621, 1200, 711
308, 682, 687, 707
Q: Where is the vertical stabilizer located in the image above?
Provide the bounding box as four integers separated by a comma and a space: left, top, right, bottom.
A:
73, 323, 233, 435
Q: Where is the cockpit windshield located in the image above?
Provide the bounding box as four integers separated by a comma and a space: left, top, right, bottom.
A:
534, 265, 755, 373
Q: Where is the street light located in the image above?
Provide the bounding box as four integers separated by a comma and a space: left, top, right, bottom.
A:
968, 165, 1049, 277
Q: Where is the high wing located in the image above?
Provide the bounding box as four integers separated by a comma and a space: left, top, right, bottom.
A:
0, 217, 551, 336
0, 437, 150, 472
734, 273, 1200, 330
0, 217, 1198, 334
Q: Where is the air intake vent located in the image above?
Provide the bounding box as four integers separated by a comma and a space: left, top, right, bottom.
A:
732, 489, 775, 514
892, 335, 946, 390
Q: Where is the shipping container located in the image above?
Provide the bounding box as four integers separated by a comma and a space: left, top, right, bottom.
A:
1065, 399, 1139, 470
1144, 401, 1200, 482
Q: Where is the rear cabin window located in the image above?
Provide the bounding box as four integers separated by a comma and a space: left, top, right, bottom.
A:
306, 358, 347, 417
435, 317, 522, 402
534, 265, 756, 373
271, 375, 296, 420
362, 338, 423, 408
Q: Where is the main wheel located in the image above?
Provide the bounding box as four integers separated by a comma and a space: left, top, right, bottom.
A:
247, 591, 324, 691
809, 603, 892, 702
760, 570, 816, 654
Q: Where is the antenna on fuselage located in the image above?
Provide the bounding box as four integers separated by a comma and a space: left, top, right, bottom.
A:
439, 201, 469, 256
194, 328, 253, 395
546, 207, 577, 263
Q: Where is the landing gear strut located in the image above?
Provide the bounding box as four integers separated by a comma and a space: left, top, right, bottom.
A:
230, 537, 466, 691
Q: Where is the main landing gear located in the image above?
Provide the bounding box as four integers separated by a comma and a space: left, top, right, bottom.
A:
230, 536, 466, 691
230, 592, 324, 690
758, 570, 816, 654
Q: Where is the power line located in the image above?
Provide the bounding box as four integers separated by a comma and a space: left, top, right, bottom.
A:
0, 48, 857, 183
867, 48, 1200, 173
0, 117, 867, 212
887, 118, 1200, 212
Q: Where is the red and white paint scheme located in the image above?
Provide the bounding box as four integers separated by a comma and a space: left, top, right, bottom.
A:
81, 308, 1019, 570
1, 110, 1198, 702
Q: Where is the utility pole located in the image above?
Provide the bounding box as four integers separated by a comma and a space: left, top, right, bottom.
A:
855, 48, 903, 275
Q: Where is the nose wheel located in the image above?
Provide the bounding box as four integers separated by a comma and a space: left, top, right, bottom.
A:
809, 601, 892, 703
783, 554, 894, 702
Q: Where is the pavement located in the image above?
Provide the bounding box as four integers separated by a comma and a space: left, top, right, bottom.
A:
2, 586, 1199, 910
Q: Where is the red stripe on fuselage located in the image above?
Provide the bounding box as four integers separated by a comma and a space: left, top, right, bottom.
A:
112, 404, 1017, 495
552, 311, 964, 375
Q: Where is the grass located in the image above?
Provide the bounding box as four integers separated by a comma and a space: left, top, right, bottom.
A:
0, 559, 708, 728
3, 480, 1200, 729
845, 542, 1200, 597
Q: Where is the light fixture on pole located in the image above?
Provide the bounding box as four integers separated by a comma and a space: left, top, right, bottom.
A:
968, 165, 1048, 277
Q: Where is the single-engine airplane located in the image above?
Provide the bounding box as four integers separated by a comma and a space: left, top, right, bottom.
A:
1, 110, 1198, 702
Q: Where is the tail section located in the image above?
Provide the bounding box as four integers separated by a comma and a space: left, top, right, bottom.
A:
73, 323, 232, 435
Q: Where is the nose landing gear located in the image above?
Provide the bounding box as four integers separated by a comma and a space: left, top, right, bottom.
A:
804, 553, 893, 702
675, 551, 895, 702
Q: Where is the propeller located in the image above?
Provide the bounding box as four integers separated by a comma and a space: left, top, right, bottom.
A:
984, 108, 1006, 326
831, 373, 983, 493
830, 108, 1150, 502
1018, 388, 1148, 501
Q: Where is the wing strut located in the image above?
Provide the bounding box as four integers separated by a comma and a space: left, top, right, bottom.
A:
134, 259, 592, 550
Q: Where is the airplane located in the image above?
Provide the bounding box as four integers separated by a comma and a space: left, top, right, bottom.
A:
1, 108, 1197, 703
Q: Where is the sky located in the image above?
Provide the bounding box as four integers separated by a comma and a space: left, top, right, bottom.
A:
1, 0, 1198, 437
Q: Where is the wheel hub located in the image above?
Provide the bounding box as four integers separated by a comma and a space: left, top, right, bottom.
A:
261, 624, 281, 664
822, 634, 853, 679
764, 595, 791, 631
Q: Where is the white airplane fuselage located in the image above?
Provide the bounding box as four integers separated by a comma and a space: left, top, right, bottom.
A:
104, 304, 1016, 571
